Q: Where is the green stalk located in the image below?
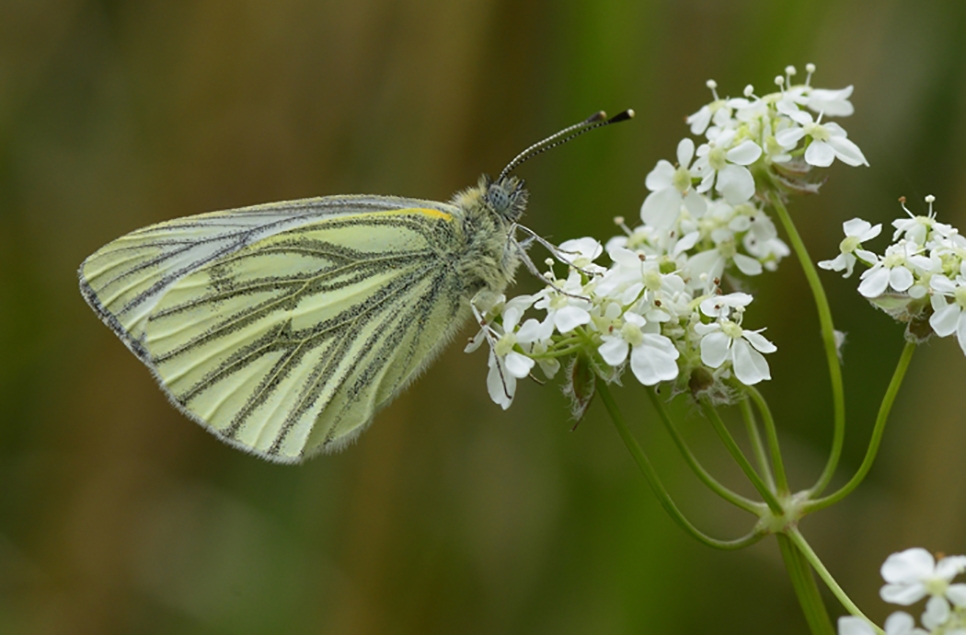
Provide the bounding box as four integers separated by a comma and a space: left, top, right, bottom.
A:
745, 385, 789, 494
806, 342, 916, 513
646, 388, 761, 514
700, 401, 784, 515
738, 395, 775, 491
597, 379, 763, 550
787, 529, 880, 632
777, 533, 836, 635
768, 191, 845, 497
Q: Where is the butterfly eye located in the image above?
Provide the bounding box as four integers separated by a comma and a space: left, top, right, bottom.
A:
486, 183, 511, 214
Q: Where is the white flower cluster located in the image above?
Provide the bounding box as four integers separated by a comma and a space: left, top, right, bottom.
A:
644, 64, 866, 233
468, 64, 868, 410
820, 195, 966, 354
839, 548, 966, 635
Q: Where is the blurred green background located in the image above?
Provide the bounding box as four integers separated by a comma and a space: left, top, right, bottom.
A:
3, 1, 966, 633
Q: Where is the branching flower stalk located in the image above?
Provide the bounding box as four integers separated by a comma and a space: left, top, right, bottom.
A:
465, 63, 964, 635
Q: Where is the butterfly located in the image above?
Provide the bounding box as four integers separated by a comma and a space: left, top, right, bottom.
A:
78, 110, 633, 463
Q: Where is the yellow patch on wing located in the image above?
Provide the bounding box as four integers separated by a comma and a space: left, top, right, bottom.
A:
391, 207, 454, 222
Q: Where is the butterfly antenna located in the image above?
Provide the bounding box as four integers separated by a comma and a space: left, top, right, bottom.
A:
497, 109, 635, 182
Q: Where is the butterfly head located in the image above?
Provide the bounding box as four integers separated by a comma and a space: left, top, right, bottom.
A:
484, 175, 529, 223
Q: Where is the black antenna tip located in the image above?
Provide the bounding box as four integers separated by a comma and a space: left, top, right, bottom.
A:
607, 109, 635, 124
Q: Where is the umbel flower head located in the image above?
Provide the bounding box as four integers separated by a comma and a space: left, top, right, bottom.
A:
468, 64, 868, 410
821, 195, 966, 353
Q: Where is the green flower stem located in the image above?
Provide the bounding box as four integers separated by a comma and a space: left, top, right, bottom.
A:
533, 344, 584, 359
805, 341, 916, 513
787, 528, 881, 633
745, 385, 789, 494
597, 379, 764, 550
646, 388, 761, 515
700, 401, 784, 515
738, 395, 775, 491
777, 533, 836, 635
768, 191, 845, 497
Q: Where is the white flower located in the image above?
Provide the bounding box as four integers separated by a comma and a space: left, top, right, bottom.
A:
699, 292, 753, 319
693, 129, 763, 204
741, 210, 790, 270
686, 79, 741, 136
819, 218, 882, 277
686, 202, 765, 287
838, 613, 928, 635
466, 294, 538, 410
804, 85, 856, 117
774, 108, 869, 167
597, 312, 680, 386
892, 195, 955, 246
640, 138, 707, 229
694, 318, 776, 385
880, 548, 966, 607
857, 242, 930, 299
595, 246, 687, 307
929, 264, 966, 355
921, 596, 951, 631
557, 237, 605, 272
533, 270, 593, 335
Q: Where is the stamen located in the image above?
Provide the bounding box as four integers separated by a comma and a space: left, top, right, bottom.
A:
706, 79, 719, 101
805, 63, 816, 86
898, 196, 914, 218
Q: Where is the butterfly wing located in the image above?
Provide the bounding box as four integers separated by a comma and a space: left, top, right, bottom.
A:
80, 197, 470, 462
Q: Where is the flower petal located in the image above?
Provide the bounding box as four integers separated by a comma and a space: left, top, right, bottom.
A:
641, 187, 683, 229
881, 548, 936, 584
743, 329, 777, 354
645, 160, 675, 191
553, 305, 591, 333
486, 355, 514, 409
734, 253, 763, 276
858, 267, 891, 298
683, 188, 709, 217
883, 611, 916, 635
947, 583, 966, 607
700, 331, 731, 368
775, 126, 806, 148
838, 616, 876, 635
732, 338, 771, 385
599, 337, 629, 367
842, 218, 873, 238
629, 336, 680, 385
929, 304, 960, 337
676, 137, 695, 167
805, 140, 836, 167
956, 312, 966, 357
716, 164, 756, 204
889, 266, 913, 292
828, 136, 869, 167
880, 582, 928, 606
504, 351, 535, 378
726, 139, 763, 165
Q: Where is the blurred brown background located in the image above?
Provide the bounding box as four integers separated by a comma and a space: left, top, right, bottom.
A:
2, 1, 966, 633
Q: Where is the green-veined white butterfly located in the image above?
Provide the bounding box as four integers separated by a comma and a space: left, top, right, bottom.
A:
79, 110, 633, 463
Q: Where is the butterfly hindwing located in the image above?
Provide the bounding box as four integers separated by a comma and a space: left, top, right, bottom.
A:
80, 198, 470, 462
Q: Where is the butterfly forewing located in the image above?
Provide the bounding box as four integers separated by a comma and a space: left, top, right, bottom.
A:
79, 196, 445, 355
80, 199, 470, 462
